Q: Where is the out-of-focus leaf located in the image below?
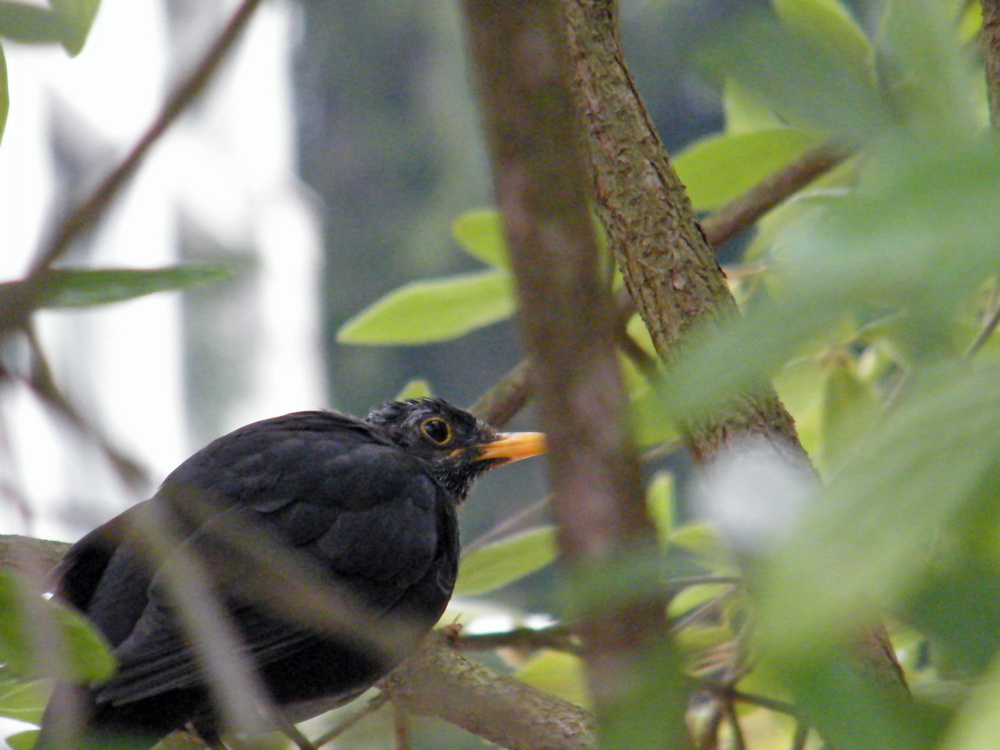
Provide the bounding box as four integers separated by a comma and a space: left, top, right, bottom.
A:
818, 355, 878, 470
514, 650, 588, 707
938, 646, 1000, 750
0, 3, 64, 44
645, 472, 675, 544
600, 639, 693, 750
675, 127, 821, 211
0, 265, 233, 311
722, 77, 780, 133
50, 0, 101, 55
773, 0, 875, 80
455, 526, 556, 597
0, 570, 114, 682
878, 2, 981, 137
755, 360, 1000, 660
0, 679, 49, 724
394, 378, 432, 401
337, 269, 514, 345
0, 42, 6, 146
5, 730, 39, 750
452, 209, 508, 268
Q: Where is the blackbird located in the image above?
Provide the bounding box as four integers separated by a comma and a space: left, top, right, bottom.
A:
36, 397, 545, 749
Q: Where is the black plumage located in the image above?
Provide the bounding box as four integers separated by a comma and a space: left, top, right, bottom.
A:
36, 398, 545, 748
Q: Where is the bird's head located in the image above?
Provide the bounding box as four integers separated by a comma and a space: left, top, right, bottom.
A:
365, 397, 546, 501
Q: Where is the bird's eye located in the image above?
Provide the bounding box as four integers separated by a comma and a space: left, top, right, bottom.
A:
420, 417, 452, 445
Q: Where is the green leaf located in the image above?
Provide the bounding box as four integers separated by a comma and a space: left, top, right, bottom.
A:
0, 43, 6, 147
455, 526, 556, 597
0, 3, 64, 44
756, 360, 1000, 661
337, 269, 515, 345
645, 472, 675, 544
5, 730, 39, 750
674, 127, 822, 211
514, 650, 588, 707
722, 77, 781, 133
772, 0, 875, 80
818, 356, 878, 470
0, 264, 233, 311
0, 679, 49, 724
394, 378, 432, 401
50, 0, 101, 56
451, 209, 509, 268
0, 570, 114, 682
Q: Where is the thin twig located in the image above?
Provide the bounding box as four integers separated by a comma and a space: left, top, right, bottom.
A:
393, 701, 411, 750
28, 0, 266, 275
964, 284, 1000, 357
695, 679, 798, 716
454, 624, 582, 655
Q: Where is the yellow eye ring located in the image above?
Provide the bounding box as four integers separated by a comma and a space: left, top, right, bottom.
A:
420, 417, 452, 445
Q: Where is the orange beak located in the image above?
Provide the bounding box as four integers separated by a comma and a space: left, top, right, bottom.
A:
477, 432, 547, 463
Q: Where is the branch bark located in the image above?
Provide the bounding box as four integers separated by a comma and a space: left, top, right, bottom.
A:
560, 0, 905, 694
981, 0, 1000, 126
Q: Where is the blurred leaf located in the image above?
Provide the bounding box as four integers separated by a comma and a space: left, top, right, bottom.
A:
755, 359, 1000, 661
939, 646, 1000, 750
722, 77, 781, 133
50, 0, 101, 55
0, 42, 6, 146
0, 265, 233, 311
0, 679, 49, 724
0, 570, 114, 682
452, 209, 508, 268
455, 526, 556, 597
337, 269, 514, 345
394, 378, 432, 401
5, 730, 39, 750
645, 472, 675, 544
0, 3, 64, 44
514, 650, 588, 707
703, 12, 889, 139
878, 1, 981, 136
600, 639, 694, 750
818, 355, 878, 469
772, 0, 875, 79
674, 127, 821, 211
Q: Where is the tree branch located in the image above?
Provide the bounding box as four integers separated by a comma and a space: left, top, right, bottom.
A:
981, 0, 1000, 126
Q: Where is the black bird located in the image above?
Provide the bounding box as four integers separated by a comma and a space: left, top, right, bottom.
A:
36, 398, 545, 749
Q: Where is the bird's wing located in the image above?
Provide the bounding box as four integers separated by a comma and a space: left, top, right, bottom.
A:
91, 445, 456, 708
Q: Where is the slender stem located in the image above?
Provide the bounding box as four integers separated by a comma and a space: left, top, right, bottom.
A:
28, 0, 265, 275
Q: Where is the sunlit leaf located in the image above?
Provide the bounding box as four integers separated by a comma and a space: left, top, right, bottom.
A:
394, 378, 432, 401
0, 679, 49, 724
452, 209, 508, 268
645, 472, 675, 544
455, 526, 556, 597
674, 127, 822, 211
722, 77, 781, 133
337, 269, 514, 345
